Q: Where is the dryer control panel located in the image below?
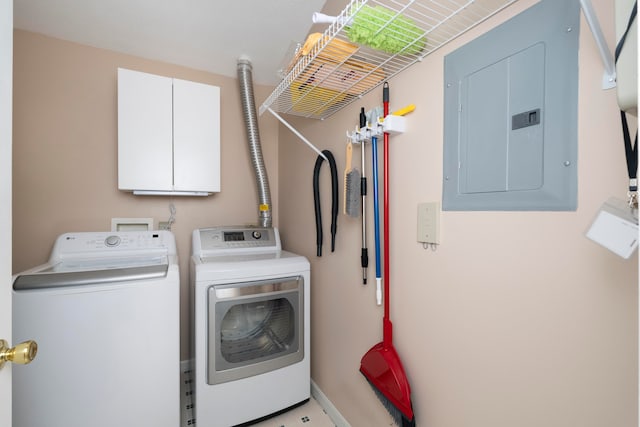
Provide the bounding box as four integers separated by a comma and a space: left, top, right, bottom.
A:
193, 226, 281, 256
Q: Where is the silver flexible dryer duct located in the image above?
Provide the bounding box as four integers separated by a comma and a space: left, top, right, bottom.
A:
237, 57, 272, 228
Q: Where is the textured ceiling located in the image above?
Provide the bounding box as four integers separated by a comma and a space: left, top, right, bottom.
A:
14, 0, 329, 86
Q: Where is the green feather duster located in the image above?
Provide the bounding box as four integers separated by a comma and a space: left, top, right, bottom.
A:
346, 5, 426, 55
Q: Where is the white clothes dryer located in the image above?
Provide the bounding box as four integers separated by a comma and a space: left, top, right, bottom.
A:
12, 230, 180, 427
190, 226, 310, 427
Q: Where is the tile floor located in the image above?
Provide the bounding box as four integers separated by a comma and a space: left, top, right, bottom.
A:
248, 397, 336, 427
181, 361, 337, 427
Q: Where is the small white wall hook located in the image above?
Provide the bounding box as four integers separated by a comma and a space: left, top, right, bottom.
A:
347, 126, 367, 144
355, 126, 366, 143
346, 130, 358, 144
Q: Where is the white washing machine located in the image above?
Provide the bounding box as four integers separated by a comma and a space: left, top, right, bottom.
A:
190, 226, 310, 427
12, 230, 180, 427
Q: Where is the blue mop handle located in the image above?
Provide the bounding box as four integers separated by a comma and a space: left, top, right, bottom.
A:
371, 135, 382, 305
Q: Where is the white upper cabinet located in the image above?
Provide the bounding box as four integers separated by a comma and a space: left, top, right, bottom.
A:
118, 68, 220, 195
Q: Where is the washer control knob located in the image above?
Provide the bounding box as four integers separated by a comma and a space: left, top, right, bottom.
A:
105, 235, 121, 247
251, 231, 262, 240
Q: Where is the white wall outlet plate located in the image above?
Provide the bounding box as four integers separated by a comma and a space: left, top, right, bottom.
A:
417, 202, 440, 244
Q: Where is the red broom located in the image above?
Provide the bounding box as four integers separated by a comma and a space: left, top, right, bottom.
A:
360, 82, 415, 426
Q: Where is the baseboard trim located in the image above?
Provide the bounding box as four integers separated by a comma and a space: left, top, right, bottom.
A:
311, 379, 351, 427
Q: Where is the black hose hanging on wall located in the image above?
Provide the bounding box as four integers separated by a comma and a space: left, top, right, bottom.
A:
237, 57, 272, 227
313, 150, 338, 257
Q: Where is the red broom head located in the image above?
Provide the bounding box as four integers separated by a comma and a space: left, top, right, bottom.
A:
360, 342, 414, 422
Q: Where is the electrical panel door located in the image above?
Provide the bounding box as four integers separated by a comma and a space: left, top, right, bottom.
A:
443, 0, 580, 211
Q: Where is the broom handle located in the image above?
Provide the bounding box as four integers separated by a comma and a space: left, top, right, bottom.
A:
360, 108, 368, 285
382, 82, 393, 347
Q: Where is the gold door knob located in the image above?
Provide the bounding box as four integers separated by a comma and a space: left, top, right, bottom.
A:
0, 339, 38, 369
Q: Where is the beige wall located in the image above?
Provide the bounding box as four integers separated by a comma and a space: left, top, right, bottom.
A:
11, 0, 638, 425
279, 0, 638, 426
12, 30, 280, 360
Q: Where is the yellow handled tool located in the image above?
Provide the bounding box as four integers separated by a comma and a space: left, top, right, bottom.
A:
392, 104, 416, 116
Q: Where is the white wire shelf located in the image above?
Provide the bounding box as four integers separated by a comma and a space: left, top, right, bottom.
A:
259, 0, 517, 120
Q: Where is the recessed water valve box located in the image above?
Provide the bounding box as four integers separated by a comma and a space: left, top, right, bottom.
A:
111, 217, 154, 231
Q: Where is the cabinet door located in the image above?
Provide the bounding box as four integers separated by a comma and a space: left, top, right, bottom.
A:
173, 78, 220, 192
118, 68, 173, 191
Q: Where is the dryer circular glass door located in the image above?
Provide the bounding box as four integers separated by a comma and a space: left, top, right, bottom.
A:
207, 276, 304, 385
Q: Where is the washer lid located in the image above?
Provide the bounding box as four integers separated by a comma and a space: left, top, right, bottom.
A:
49, 255, 168, 272
13, 259, 169, 291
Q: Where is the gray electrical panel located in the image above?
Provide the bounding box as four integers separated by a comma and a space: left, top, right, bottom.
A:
442, 0, 580, 211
